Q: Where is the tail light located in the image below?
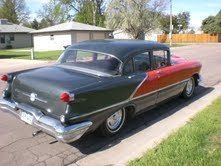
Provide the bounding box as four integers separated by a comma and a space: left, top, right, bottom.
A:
0, 75, 9, 82
60, 92, 70, 103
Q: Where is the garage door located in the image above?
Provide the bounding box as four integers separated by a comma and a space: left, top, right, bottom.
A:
76, 32, 90, 43
93, 32, 105, 39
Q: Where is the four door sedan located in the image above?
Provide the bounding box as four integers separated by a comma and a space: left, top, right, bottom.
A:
0, 40, 202, 143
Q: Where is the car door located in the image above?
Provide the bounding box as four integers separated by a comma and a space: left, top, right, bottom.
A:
153, 50, 188, 103
125, 51, 159, 112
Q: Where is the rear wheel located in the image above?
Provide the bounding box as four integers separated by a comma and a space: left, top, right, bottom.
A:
181, 77, 195, 98
98, 108, 126, 136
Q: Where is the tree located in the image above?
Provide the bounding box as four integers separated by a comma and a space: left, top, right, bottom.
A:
39, 19, 51, 29
177, 12, 190, 32
201, 16, 216, 34
31, 19, 40, 30
159, 11, 190, 34
106, 0, 167, 39
188, 29, 195, 34
74, 0, 105, 27
201, 10, 221, 34
61, 0, 82, 12
159, 14, 179, 34
38, 0, 70, 26
61, 0, 106, 26
0, 0, 29, 23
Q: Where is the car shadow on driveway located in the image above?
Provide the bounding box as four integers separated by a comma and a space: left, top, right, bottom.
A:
69, 85, 214, 155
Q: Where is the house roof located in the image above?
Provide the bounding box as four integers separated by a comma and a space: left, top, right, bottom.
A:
31, 21, 113, 34
0, 21, 34, 33
69, 39, 169, 61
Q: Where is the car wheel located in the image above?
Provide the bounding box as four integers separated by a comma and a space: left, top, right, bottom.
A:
182, 77, 195, 98
99, 108, 126, 137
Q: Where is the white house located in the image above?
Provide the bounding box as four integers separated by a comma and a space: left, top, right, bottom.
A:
31, 21, 113, 51
113, 29, 163, 41
0, 19, 34, 49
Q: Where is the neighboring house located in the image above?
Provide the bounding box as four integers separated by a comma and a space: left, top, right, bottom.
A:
113, 30, 133, 39
31, 21, 113, 51
113, 29, 163, 41
0, 19, 34, 49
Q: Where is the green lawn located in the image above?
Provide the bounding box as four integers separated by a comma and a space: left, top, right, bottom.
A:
0, 49, 63, 60
129, 97, 221, 166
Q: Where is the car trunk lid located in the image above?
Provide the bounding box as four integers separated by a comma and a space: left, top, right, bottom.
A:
11, 66, 101, 119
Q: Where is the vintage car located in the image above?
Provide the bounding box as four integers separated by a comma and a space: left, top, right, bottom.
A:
0, 40, 202, 143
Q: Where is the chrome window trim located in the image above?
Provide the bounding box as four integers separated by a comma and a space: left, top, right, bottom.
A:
58, 48, 123, 64
69, 79, 189, 120
57, 48, 123, 76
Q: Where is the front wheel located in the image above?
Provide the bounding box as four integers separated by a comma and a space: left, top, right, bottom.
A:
181, 77, 195, 98
98, 108, 126, 137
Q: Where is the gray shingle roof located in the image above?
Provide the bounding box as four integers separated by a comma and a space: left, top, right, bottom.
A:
31, 21, 113, 34
0, 22, 34, 33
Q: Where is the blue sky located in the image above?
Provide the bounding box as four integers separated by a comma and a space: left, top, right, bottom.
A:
26, 0, 221, 29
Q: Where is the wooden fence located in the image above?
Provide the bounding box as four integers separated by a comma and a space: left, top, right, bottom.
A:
157, 34, 221, 43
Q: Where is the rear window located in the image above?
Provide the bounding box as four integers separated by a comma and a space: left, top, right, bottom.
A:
59, 49, 121, 76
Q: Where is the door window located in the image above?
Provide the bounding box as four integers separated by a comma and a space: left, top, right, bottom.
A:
153, 50, 168, 69
123, 51, 151, 75
133, 52, 151, 72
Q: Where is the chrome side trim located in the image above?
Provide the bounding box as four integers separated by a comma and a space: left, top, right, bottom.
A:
70, 79, 189, 120
132, 79, 189, 100
129, 73, 149, 99
70, 99, 129, 120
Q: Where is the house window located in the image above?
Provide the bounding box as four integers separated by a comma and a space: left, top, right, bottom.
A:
10, 34, 14, 41
0, 35, 5, 43
50, 35, 54, 40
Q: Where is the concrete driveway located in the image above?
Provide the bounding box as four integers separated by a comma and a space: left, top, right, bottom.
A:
0, 44, 221, 166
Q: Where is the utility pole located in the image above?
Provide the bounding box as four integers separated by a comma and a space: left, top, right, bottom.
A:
169, 0, 173, 46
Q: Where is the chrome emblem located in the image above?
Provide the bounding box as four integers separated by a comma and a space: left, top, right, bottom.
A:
30, 93, 37, 102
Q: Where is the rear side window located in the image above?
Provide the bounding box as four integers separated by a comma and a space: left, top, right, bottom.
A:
153, 50, 168, 69
123, 59, 133, 75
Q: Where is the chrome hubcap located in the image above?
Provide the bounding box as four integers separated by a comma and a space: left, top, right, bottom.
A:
186, 79, 194, 95
107, 109, 124, 131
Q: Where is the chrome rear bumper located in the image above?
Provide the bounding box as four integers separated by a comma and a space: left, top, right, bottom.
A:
0, 98, 92, 143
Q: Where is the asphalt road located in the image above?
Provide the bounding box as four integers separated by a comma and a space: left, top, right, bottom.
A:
0, 44, 221, 166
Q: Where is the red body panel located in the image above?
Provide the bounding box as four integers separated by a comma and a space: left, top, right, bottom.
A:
133, 56, 202, 98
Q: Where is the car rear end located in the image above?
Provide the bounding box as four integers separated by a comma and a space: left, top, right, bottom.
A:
0, 73, 92, 143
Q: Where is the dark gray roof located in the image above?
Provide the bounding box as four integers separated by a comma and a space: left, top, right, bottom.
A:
70, 39, 169, 61
0, 21, 34, 33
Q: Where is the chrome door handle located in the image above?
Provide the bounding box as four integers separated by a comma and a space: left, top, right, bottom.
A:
156, 70, 162, 74
156, 70, 162, 78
